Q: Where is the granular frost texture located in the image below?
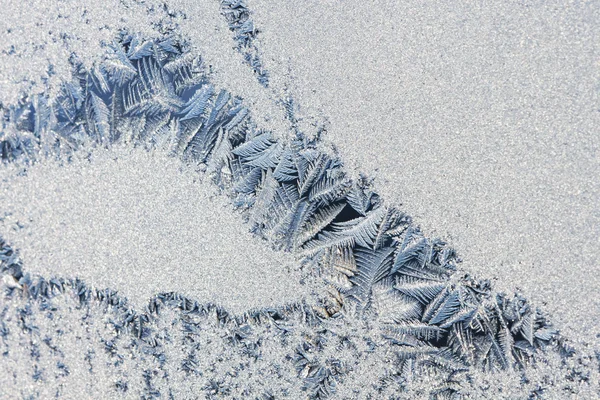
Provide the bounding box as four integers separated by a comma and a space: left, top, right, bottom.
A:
0, 1, 598, 399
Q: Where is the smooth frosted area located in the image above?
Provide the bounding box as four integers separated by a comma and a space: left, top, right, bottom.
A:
0, 146, 308, 313
252, 0, 600, 344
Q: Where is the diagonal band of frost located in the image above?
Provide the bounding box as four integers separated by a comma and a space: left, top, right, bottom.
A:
0, 33, 597, 399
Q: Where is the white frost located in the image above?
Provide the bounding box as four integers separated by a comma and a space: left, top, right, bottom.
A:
0, 145, 310, 313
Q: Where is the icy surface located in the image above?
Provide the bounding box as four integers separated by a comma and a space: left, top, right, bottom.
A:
0, 0, 156, 104
0, 0, 599, 398
0, 0, 289, 134
250, 0, 600, 344
1, 272, 598, 399
0, 146, 308, 313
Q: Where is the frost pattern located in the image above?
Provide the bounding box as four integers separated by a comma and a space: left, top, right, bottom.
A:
0, 33, 598, 399
220, 0, 269, 87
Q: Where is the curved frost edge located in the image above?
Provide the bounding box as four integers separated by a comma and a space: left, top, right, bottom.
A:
0, 32, 598, 399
